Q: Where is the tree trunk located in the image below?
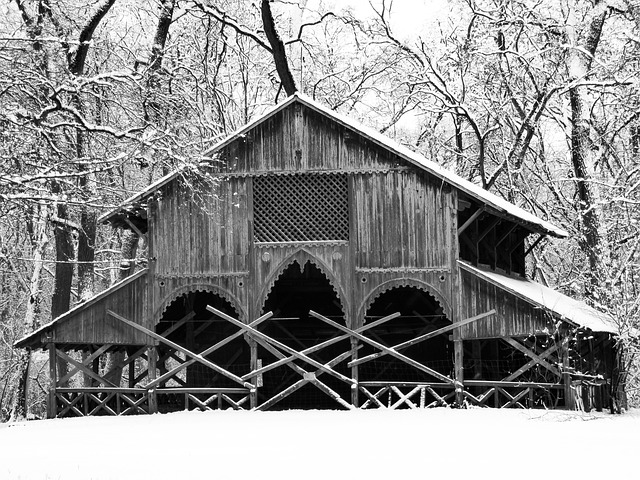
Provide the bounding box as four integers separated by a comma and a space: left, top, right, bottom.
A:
261, 0, 297, 96
566, 2, 609, 297
10, 204, 50, 421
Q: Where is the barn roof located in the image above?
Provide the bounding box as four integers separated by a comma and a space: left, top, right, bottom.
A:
99, 93, 568, 238
15, 269, 148, 349
459, 261, 617, 334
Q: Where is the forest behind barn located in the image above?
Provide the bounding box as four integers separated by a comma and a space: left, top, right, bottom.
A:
1, 0, 639, 420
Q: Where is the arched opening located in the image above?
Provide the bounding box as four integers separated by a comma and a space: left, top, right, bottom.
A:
360, 286, 453, 384
155, 290, 249, 411
258, 260, 348, 410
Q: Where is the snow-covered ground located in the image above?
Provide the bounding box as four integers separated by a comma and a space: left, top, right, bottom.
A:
1, 408, 638, 479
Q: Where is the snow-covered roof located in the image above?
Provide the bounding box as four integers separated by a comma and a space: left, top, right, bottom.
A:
459, 261, 617, 334
15, 269, 148, 349
99, 93, 568, 238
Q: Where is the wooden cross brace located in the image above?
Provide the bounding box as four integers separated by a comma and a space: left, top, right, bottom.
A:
310, 310, 456, 385
349, 310, 496, 368
241, 311, 400, 381
501, 337, 562, 380
56, 393, 85, 417
56, 348, 117, 388
206, 306, 356, 387
207, 307, 359, 410
144, 312, 273, 390
107, 310, 255, 390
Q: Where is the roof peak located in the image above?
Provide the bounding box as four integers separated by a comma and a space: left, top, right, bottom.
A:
99, 93, 567, 238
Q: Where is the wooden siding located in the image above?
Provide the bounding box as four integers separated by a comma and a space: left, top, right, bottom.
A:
54, 272, 149, 345
354, 171, 452, 269
458, 267, 555, 339
151, 176, 249, 276
217, 105, 400, 174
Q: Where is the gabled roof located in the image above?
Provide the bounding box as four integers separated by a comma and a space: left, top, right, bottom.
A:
99, 93, 568, 238
459, 261, 617, 334
15, 269, 148, 349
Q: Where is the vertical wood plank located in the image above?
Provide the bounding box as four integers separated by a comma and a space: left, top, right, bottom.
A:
48, 342, 57, 419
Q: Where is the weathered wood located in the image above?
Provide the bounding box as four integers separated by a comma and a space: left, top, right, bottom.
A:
47, 342, 57, 418
207, 306, 357, 387
349, 310, 495, 367
244, 312, 399, 381
256, 348, 357, 411
58, 343, 112, 386
147, 346, 158, 413
501, 337, 562, 379
458, 207, 483, 236
56, 349, 117, 387
107, 310, 254, 389
310, 310, 454, 385
146, 312, 273, 389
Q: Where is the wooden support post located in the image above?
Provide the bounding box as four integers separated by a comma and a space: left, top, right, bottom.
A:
560, 329, 575, 410
148, 345, 158, 414
350, 337, 359, 407
92, 356, 100, 388
48, 341, 57, 419
454, 338, 464, 406
128, 349, 135, 389
249, 337, 258, 409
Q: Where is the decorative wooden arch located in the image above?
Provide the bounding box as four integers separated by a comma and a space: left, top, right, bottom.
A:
358, 278, 452, 323
155, 283, 246, 324
257, 248, 349, 320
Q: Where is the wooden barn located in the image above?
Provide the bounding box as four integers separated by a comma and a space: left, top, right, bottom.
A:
17, 93, 619, 417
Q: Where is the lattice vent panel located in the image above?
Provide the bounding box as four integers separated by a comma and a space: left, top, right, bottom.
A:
253, 174, 349, 242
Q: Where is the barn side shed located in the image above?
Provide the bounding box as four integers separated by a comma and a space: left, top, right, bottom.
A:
17, 93, 620, 417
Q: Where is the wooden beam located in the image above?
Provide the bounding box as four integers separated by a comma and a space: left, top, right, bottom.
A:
207, 307, 356, 387
58, 343, 112, 386
147, 346, 158, 413
501, 337, 562, 379
159, 311, 196, 338
523, 234, 545, 258
477, 217, 501, 243
458, 207, 483, 236
48, 342, 57, 419
503, 344, 561, 382
146, 312, 273, 390
257, 349, 357, 411
56, 349, 117, 387
349, 310, 496, 368
495, 224, 517, 248
107, 310, 254, 389
243, 312, 400, 381
122, 216, 145, 239
310, 310, 455, 385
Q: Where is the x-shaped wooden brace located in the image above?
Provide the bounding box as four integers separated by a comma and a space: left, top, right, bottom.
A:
310, 310, 456, 385
57, 344, 113, 387
56, 392, 85, 417
56, 349, 117, 388
187, 393, 218, 411
495, 387, 530, 408
388, 386, 423, 409
87, 392, 117, 416
241, 312, 400, 382
107, 310, 255, 390
207, 307, 373, 410
120, 392, 149, 415
143, 311, 273, 390
256, 347, 361, 411
348, 310, 495, 369
502, 337, 562, 381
